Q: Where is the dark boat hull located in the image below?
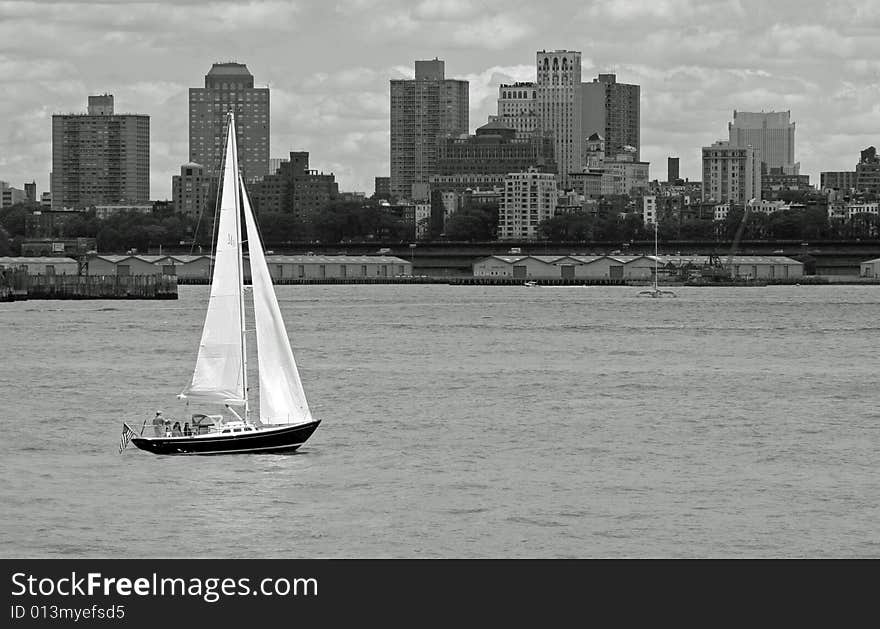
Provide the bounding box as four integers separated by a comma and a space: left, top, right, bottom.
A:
130, 420, 321, 456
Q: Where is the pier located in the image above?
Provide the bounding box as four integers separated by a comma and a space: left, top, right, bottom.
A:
12, 274, 178, 300
450, 277, 627, 286
0, 268, 28, 301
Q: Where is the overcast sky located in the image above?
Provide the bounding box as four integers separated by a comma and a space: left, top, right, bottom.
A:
1, 0, 879, 199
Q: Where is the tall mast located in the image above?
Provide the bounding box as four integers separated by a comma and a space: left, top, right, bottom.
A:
228, 113, 249, 420
653, 219, 658, 290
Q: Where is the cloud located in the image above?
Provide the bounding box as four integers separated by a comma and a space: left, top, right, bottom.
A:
2, 0, 880, 197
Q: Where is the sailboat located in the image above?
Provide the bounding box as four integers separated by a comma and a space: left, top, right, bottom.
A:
638, 220, 677, 298
127, 114, 321, 455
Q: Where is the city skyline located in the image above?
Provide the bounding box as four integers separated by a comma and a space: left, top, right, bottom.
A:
1, 0, 878, 199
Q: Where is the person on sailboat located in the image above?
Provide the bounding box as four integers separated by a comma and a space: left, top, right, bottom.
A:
152, 411, 165, 437
183, 422, 192, 437
164, 420, 172, 437
172, 422, 183, 437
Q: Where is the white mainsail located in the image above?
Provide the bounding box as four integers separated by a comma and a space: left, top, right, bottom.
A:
180, 117, 246, 404
241, 176, 313, 425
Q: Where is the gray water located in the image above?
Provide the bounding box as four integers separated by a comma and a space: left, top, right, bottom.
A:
1, 285, 878, 558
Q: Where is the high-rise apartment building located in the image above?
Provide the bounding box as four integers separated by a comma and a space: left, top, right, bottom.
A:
51, 94, 150, 209
581, 73, 640, 161
728, 110, 798, 174
172, 162, 213, 219
701, 140, 762, 204
536, 50, 582, 188
189, 62, 269, 180
856, 146, 880, 194
374, 176, 391, 199
498, 168, 558, 240
249, 151, 338, 221
390, 59, 469, 200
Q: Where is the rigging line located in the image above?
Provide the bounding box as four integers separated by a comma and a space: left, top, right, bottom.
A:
201, 128, 228, 275
190, 155, 224, 260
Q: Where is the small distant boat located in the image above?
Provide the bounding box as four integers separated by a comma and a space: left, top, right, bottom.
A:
121, 114, 321, 456
523, 280, 539, 287
638, 221, 676, 298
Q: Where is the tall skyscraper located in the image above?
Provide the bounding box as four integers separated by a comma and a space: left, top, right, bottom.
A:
390, 59, 469, 200
536, 50, 582, 188
667, 157, 680, 182
581, 73, 640, 161
189, 62, 269, 181
728, 110, 798, 174
702, 140, 762, 204
51, 94, 150, 209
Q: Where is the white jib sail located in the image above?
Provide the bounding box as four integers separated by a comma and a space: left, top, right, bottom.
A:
241, 176, 313, 425
180, 117, 245, 404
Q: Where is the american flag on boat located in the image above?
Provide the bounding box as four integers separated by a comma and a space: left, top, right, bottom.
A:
118, 423, 138, 454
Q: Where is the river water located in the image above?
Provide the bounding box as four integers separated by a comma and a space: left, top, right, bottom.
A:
1, 284, 878, 558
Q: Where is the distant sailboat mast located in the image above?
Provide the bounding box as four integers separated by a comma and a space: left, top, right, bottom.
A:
653, 219, 659, 291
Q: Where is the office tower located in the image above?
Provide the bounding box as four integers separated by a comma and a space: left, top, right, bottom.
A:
51, 94, 149, 209
189, 62, 269, 180
668, 157, 680, 183
728, 110, 798, 174
581, 73, 640, 160
536, 50, 582, 188
24, 181, 36, 204
428, 121, 555, 196
492, 82, 539, 139
701, 140, 762, 204
390, 59, 469, 200
437, 121, 556, 175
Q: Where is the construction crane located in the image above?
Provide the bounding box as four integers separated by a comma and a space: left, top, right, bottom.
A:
725, 200, 753, 279
697, 201, 753, 282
